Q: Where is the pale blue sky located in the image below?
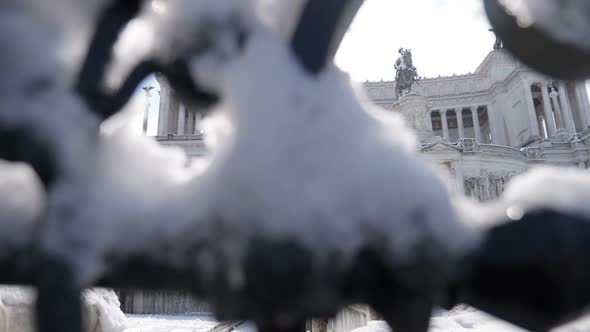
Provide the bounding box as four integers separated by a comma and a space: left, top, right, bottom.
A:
137, 0, 590, 135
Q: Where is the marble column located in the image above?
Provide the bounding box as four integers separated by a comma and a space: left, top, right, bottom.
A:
540, 83, 556, 137
550, 87, 565, 129
187, 110, 195, 135
142, 92, 149, 135
487, 105, 501, 144
573, 83, 586, 127
574, 82, 589, 128
156, 74, 171, 136
440, 110, 449, 141
577, 82, 590, 127
524, 83, 541, 137
194, 111, 203, 134
471, 106, 481, 142
456, 108, 465, 138
178, 103, 186, 135
558, 82, 575, 132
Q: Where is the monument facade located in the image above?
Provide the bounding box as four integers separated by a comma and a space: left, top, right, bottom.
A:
146, 48, 590, 331
155, 49, 590, 201
383, 50, 590, 200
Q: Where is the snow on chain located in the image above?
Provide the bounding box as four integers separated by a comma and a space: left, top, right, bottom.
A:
1, 0, 590, 286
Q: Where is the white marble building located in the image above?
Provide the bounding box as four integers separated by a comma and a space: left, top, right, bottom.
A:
146, 49, 590, 331
154, 49, 590, 202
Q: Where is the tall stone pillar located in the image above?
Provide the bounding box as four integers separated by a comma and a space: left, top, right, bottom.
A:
524, 83, 541, 138
540, 83, 556, 137
187, 110, 195, 135
194, 111, 203, 134
471, 106, 482, 143
441, 110, 449, 141
178, 104, 186, 135
558, 82, 575, 133
574, 82, 590, 129
576, 81, 590, 128
156, 73, 172, 136
550, 87, 565, 129
487, 105, 501, 144
394, 93, 434, 143
456, 108, 465, 139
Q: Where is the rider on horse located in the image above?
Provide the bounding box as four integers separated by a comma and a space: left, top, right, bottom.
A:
394, 47, 418, 99
394, 48, 406, 81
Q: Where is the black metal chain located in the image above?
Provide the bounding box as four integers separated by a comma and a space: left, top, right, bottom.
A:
2, 1, 590, 332
484, 0, 590, 80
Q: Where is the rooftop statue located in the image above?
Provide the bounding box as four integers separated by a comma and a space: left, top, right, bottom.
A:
488, 28, 504, 50
394, 47, 418, 100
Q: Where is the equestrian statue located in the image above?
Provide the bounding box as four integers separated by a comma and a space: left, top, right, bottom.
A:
394, 47, 419, 100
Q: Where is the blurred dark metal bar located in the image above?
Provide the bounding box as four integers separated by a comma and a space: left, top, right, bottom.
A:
291, 0, 364, 74
0, 125, 58, 187
75, 0, 144, 119
35, 257, 83, 332
0, 211, 588, 332
459, 210, 590, 332
485, 0, 590, 80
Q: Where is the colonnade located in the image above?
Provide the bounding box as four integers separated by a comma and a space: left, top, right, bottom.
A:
432, 106, 484, 143
527, 81, 589, 139
176, 103, 203, 135
156, 74, 203, 136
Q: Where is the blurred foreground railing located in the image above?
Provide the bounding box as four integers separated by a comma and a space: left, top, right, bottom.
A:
1, 1, 590, 332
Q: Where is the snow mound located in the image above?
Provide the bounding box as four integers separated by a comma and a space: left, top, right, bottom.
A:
1, 0, 479, 284
456, 167, 590, 228
83, 289, 127, 332
500, 167, 590, 218
0, 287, 125, 332
498, 0, 590, 50
0, 161, 44, 253
181, 31, 479, 270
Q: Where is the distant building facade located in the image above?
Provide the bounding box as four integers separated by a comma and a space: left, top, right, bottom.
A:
371, 50, 590, 200
154, 50, 590, 202
144, 50, 590, 330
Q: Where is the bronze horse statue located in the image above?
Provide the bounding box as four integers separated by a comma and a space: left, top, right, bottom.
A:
394, 50, 418, 100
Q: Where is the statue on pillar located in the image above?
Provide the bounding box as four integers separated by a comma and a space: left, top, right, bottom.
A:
394, 47, 418, 100
488, 28, 504, 50
141, 86, 154, 134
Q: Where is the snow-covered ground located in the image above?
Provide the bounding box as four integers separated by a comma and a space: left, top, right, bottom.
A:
0, 284, 588, 332
123, 316, 260, 332
351, 308, 590, 332
124, 314, 218, 332
122, 308, 590, 332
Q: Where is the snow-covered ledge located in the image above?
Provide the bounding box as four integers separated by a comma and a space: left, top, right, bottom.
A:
0, 287, 125, 332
